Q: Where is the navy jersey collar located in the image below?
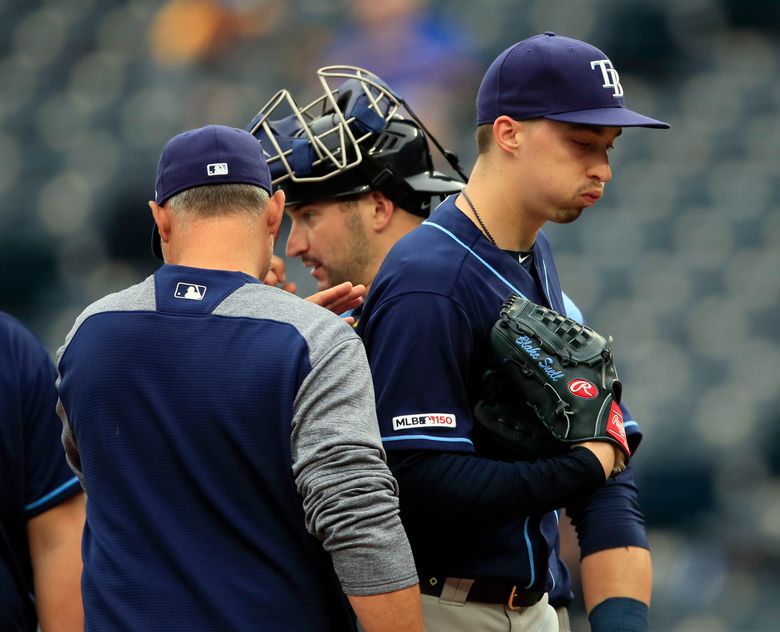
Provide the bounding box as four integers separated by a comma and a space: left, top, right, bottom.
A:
426, 198, 565, 312
154, 264, 261, 315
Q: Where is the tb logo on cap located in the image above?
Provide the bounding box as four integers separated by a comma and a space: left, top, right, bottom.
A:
590, 60, 623, 97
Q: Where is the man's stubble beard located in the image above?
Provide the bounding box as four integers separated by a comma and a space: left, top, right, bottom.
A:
552, 207, 584, 224
325, 209, 374, 289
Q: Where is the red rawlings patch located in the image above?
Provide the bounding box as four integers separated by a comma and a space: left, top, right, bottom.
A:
607, 401, 630, 455
568, 378, 598, 399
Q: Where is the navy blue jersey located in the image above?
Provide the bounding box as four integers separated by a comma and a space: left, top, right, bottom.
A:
0, 312, 81, 632
358, 196, 645, 594
56, 265, 416, 632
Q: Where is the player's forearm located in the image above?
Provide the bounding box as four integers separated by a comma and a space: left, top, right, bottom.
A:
28, 493, 86, 632
388, 447, 606, 521
348, 585, 425, 632
581, 546, 652, 612
566, 465, 649, 555
34, 555, 85, 632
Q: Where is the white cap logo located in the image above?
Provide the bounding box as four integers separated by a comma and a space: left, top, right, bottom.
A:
590, 59, 623, 98
207, 163, 228, 176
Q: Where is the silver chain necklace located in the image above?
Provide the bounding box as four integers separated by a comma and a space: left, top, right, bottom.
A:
461, 189, 497, 246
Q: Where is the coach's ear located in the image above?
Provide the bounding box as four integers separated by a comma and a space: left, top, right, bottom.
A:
149, 200, 172, 243
266, 189, 285, 243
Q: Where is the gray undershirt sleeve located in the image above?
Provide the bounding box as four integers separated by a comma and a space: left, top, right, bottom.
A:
291, 336, 418, 596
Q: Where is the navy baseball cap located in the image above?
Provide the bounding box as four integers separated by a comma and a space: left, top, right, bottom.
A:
476, 32, 669, 129
151, 124, 273, 260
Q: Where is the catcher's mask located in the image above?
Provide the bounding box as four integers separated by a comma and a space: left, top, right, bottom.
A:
245, 66, 467, 216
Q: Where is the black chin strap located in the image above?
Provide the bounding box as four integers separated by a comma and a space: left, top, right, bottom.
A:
393, 95, 469, 183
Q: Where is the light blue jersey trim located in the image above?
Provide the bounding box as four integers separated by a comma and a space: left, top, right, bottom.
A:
548, 510, 559, 591
381, 434, 474, 446
623, 421, 639, 430
561, 292, 583, 324
541, 260, 552, 302
25, 476, 80, 511
523, 517, 536, 588
423, 222, 528, 299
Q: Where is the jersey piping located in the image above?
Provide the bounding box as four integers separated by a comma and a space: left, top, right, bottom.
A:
24, 476, 80, 512
423, 221, 528, 299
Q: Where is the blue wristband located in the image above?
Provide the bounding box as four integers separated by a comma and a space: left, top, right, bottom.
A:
588, 597, 648, 632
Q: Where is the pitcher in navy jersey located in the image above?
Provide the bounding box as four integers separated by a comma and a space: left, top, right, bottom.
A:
355, 33, 669, 632
55, 124, 422, 632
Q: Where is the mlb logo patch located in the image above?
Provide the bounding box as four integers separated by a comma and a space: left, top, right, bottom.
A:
174, 282, 207, 301
207, 162, 228, 176
392, 413, 457, 431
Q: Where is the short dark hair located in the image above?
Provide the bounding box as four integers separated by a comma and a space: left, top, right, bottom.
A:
476, 124, 494, 155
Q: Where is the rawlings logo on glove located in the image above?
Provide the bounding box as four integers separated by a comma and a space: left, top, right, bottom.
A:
474, 294, 630, 465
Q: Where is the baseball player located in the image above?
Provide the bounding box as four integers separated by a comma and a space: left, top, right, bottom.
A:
55, 124, 423, 631
352, 34, 669, 632
253, 62, 658, 631
246, 66, 466, 325
1, 311, 85, 632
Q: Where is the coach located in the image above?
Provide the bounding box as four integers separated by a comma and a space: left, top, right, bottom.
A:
55, 124, 422, 631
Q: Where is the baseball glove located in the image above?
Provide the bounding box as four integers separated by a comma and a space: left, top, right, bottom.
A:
474, 294, 630, 465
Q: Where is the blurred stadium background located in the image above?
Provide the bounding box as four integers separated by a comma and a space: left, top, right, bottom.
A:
1, 0, 779, 629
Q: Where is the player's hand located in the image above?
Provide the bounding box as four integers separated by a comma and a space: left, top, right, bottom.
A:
575, 441, 624, 480
305, 282, 366, 325
264, 255, 297, 294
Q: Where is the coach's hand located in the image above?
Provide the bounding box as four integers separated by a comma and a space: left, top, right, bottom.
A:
263, 256, 365, 324
306, 282, 365, 325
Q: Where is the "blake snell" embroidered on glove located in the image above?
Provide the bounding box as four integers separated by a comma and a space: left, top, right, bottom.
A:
474, 294, 630, 465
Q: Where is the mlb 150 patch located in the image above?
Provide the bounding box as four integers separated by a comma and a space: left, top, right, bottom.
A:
392, 413, 457, 431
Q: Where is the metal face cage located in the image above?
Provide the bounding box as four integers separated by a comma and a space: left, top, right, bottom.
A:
246, 66, 404, 185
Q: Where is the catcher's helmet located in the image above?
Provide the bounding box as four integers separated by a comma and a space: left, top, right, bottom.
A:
245, 66, 466, 216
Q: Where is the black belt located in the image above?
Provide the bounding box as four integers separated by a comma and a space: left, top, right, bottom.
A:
420, 576, 544, 609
